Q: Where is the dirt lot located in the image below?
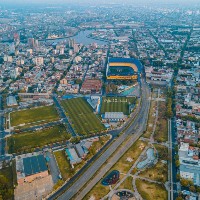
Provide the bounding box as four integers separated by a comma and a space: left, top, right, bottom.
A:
14, 175, 53, 200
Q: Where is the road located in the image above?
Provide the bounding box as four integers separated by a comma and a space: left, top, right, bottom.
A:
47, 77, 150, 200
46, 151, 60, 184
0, 95, 5, 157
52, 95, 76, 137
14, 120, 61, 134
73, 80, 150, 200
168, 119, 173, 200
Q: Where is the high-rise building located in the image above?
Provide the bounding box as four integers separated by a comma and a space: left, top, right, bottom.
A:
73, 44, 79, 53
15, 49, 19, 56
14, 33, 20, 44
69, 49, 73, 55
68, 39, 75, 48
10, 43, 15, 53
50, 57, 55, 63
34, 57, 44, 66
27, 49, 33, 55
7, 56, 13, 63
35, 40, 39, 47
60, 47, 65, 55
28, 38, 35, 47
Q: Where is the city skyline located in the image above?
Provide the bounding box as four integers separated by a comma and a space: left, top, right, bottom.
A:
0, 2, 200, 200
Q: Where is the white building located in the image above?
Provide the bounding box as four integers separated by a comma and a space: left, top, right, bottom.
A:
179, 142, 200, 186
34, 57, 44, 66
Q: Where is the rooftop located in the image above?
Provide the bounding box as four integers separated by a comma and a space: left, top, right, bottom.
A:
23, 155, 48, 177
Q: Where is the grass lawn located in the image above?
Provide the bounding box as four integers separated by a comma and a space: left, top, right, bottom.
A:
8, 125, 70, 153
101, 97, 136, 115
143, 100, 156, 138
136, 179, 167, 200
83, 139, 145, 200
118, 176, 134, 191
10, 105, 59, 127
75, 139, 146, 200
83, 180, 110, 200
139, 161, 168, 183
110, 140, 147, 174
54, 150, 73, 181
61, 98, 105, 135
154, 102, 168, 142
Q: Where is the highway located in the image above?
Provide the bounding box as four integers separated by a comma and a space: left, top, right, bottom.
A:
0, 95, 5, 157
48, 77, 150, 200
73, 82, 150, 200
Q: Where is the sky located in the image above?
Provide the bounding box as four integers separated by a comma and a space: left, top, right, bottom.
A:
1, 0, 200, 4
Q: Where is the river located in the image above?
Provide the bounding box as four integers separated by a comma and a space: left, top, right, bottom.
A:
46, 30, 108, 46
2, 30, 108, 46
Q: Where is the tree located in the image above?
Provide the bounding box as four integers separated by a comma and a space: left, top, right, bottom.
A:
176, 173, 180, 181
176, 197, 184, 200
189, 185, 196, 192
74, 79, 82, 85
180, 178, 189, 187
188, 180, 194, 186
174, 154, 179, 160
175, 160, 180, 167
196, 186, 200, 193
70, 136, 81, 144
174, 145, 179, 152
0, 175, 13, 200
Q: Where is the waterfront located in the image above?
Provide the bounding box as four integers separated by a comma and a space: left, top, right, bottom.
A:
2, 30, 108, 46
46, 30, 108, 46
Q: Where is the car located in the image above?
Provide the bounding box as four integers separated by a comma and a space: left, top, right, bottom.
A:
58, 174, 62, 179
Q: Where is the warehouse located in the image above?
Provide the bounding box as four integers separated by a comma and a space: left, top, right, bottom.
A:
16, 154, 48, 185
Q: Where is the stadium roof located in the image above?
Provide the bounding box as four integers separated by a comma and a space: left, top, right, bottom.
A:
23, 155, 48, 176
104, 112, 125, 119
109, 57, 142, 72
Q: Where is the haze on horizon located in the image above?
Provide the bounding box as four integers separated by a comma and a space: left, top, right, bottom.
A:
1, 0, 200, 5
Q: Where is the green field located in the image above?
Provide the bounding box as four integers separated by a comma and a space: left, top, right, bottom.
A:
61, 98, 105, 135
8, 125, 70, 153
136, 179, 167, 200
10, 105, 59, 127
101, 97, 136, 115
54, 150, 72, 181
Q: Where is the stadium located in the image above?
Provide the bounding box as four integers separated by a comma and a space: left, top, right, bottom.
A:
106, 58, 142, 80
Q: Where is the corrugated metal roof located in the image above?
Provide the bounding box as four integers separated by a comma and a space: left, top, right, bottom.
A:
104, 112, 124, 119
23, 155, 47, 177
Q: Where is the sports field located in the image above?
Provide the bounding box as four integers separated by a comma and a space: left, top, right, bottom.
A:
10, 105, 59, 127
8, 125, 70, 153
101, 97, 136, 115
61, 98, 105, 135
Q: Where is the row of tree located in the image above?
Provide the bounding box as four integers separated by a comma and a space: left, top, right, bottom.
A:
165, 88, 174, 118
0, 174, 13, 200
